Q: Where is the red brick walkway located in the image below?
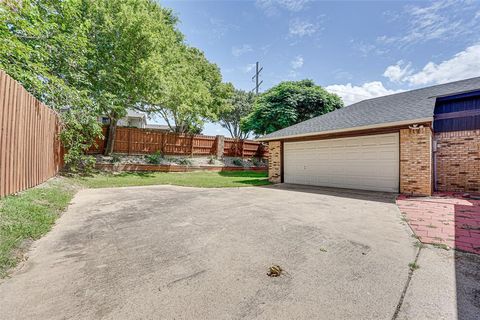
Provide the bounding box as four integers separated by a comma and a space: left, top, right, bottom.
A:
396, 193, 480, 254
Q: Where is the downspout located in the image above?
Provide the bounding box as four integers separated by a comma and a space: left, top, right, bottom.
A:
432, 124, 437, 193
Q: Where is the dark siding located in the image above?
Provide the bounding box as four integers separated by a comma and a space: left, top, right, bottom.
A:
434, 91, 480, 132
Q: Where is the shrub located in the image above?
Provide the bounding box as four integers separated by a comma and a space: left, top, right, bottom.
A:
208, 156, 216, 164
111, 154, 121, 164
252, 157, 265, 167
146, 151, 163, 164
176, 158, 193, 166
232, 158, 244, 167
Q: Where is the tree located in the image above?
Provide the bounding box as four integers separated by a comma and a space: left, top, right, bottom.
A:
84, 0, 182, 154
0, 0, 103, 170
218, 88, 255, 139
241, 79, 343, 136
144, 46, 232, 134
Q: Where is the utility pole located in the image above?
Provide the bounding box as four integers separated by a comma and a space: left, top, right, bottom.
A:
251, 61, 263, 95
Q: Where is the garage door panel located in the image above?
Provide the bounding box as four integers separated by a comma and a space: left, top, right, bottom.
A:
284, 133, 399, 192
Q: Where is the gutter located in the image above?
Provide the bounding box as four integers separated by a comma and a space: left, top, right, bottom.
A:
256, 117, 433, 141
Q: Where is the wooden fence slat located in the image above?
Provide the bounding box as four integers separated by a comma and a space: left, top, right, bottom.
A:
0, 72, 63, 198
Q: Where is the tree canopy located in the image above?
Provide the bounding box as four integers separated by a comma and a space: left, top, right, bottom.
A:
241, 80, 344, 136
219, 88, 255, 139
0, 0, 102, 169
1, 0, 231, 162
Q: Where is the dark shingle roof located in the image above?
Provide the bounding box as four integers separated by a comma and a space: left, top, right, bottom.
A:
259, 76, 480, 141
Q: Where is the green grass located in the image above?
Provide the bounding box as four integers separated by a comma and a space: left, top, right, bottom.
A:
73, 171, 271, 189
0, 179, 76, 277
408, 262, 420, 271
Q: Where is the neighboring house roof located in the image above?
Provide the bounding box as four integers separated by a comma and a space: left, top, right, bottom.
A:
126, 109, 146, 120
145, 124, 173, 131
258, 76, 480, 141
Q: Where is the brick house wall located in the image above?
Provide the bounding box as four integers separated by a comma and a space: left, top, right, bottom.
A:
435, 130, 480, 192
268, 141, 282, 183
399, 127, 433, 196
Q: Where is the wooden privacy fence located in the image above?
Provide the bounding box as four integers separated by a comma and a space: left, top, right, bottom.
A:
0, 70, 63, 198
89, 127, 268, 158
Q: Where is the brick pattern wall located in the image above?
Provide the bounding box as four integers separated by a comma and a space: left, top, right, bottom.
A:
435, 130, 480, 192
400, 127, 432, 196
268, 141, 282, 183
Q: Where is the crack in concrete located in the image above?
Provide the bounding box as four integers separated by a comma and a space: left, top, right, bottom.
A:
391, 247, 422, 320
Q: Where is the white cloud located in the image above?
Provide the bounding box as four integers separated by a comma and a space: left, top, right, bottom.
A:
290, 55, 304, 69
384, 44, 480, 85
383, 60, 413, 83
232, 44, 253, 57
288, 19, 319, 37
241, 63, 256, 73
325, 82, 403, 106
379, 0, 480, 46
351, 40, 389, 57
256, 0, 310, 16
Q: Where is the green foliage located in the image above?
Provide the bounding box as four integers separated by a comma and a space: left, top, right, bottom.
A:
1, 0, 231, 165
60, 107, 103, 172
232, 158, 244, 167
0, 0, 103, 171
251, 157, 265, 167
146, 151, 163, 164
219, 88, 255, 139
111, 154, 121, 164
145, 48, 232, 133
242, 79, 344, 135
175, 158, 193, 166
208, 156, 216, 164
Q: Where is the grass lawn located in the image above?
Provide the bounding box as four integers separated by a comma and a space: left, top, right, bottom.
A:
0, 178, 76, 277
74, 171, 271, 189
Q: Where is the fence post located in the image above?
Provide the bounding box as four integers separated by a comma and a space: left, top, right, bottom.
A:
215, 135, 224, 159
128, 129, 132, 155
241, 140, 245, 158
190, 135, 194, 157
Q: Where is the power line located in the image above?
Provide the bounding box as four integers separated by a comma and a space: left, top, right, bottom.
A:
251, 61, 263, 94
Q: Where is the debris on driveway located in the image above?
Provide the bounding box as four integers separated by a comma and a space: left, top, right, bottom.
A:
267, 265, 283, 277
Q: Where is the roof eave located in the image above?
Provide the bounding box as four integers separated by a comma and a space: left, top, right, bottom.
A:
256, 117, 433, 141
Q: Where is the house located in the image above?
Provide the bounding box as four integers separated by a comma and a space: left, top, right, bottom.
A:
99, 109, 147, 128
145, 124, 175, 132
258, 77, 480, 195
99, 109, 173, 132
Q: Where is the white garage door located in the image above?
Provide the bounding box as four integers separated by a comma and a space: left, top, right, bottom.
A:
284, 133, 399, 192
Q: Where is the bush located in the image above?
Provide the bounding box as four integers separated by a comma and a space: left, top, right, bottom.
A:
111, 154, 121, 164
176, 158, 193, 166
208, 156, 216, 164
64, 154, 96, 176
232, 158, 244, 167
251, 157, 261, 167
146, 151, 163, 164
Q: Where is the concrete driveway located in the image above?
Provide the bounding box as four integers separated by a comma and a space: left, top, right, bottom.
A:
0, 184, 479, 319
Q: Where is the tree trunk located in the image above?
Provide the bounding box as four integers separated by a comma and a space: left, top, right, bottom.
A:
104, 118, 118, 155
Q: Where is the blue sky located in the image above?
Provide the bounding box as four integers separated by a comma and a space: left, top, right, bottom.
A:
156, 0, 480, 136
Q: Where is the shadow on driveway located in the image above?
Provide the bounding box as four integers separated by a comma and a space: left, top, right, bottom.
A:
260, 183, 397, 204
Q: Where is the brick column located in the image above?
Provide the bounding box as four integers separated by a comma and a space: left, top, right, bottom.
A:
400, 127, 432, 196
215, 135, 224, 159
268, 141, 282, 183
